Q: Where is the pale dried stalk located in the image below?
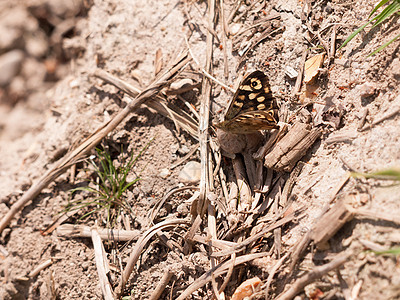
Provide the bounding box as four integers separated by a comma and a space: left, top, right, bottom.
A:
212, 213, 295, 257
264, 253, 290, 299
276, 252, 352, 300
94, 69, 198, 138
116, 218, 190, 297
0, 53, 191, 234
149, 270, 174, 300
57, 224, 140, 242
292, 49, 308, 96
29, 259, 54, 278
91, 229, 115, 300
176, 252, 269, 300
219, 0, 229, 78
232, 156, 252, 212
197, 0, 215, 216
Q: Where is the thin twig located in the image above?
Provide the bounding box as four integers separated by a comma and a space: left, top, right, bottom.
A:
185, 36, 235, 93
149, 270, 174, 300
57, 224, 140, 242
292, 49, 308, 96
197, 0, 216, 216
276, 252, 352, 300
29, 259, 55, 278
116, 219, 190, 297
264, 252, 290, 299
219, 0, 229, 78
176, 252, 269, 300
91, 229, 115, 300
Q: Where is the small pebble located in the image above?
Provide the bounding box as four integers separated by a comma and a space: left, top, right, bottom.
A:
178, 161, 201, 183
0, 50, 24, 87
357, 82, 376, 98
285, 66, 298, 79
159, 168, 170, 178
178, 145, 190, 155
170, 78, 194, 91
230, 23, 242, 35
391, 58, 400, 77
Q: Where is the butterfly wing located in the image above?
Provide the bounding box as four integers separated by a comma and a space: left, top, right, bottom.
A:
215, 70, 279, 133
224, 70, 277, 121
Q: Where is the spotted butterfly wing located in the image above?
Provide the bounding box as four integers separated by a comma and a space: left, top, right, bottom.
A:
214, 70, 279, 134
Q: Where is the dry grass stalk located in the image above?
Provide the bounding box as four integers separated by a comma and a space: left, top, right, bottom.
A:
276, 252, 352, 300
196, 0, 215, 217
57, 224, 140, 242
219, 0, 229, 78
292, 49, 308, 96
148, 186, 199, 226
233, 156, 252, 212
91, 229, 115, 300
93, 69, 199, 138
264, 252, 290, 299
28, 259, 54, 278
212, 212, 296, 257
0, 52, 191, 235
149, 270, 174, 300
176, 252, 269, 300
237, 26, 284, 71
116, 218, 190, 297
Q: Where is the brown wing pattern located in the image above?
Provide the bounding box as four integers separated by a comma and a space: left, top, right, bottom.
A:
215, 70, 279, 134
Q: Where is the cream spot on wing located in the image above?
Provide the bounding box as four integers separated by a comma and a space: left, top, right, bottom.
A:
257, 104, 266, 110
239, 85, 252, 91
249, 93, 258, 100
257, 96, 265, 103
233, 101, 243, 108
238, 95, 246, 101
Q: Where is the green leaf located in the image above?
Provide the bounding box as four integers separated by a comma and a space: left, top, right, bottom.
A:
373, 247, 400, 255
339, 20, 372, 50
369, 0, 390, 17
351, 168, 400, 181
371, 0, 400, 28
369, 32, 400, 56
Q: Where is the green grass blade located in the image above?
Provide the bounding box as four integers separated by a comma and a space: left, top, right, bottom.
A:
372, 1, 400, 28
373, 247, 400, 255
121, 178, 141, 194
369, 32, 400, 56
351, 168, 400, 181
339, 20, 372, 49
369, 0, 391, 18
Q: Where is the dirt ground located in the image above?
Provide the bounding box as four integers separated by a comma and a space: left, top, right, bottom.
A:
1, 0, 400, 299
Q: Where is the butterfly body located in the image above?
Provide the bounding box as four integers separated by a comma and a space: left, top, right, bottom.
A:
214, 70, 279, 134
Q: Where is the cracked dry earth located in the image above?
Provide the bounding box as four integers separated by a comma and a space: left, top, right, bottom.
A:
1, 0, 400, 299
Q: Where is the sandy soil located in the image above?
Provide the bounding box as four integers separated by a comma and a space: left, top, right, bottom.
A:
1, 0, 400, 299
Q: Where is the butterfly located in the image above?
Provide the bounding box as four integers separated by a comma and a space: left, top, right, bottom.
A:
214, 70, 279, 134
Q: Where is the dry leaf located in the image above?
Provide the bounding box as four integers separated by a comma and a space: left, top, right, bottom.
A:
154, 48, 163, 75
304, 53, 324, 84
231, 277, 261, 300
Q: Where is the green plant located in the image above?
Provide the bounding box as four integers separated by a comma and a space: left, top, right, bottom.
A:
67, 143, 150, 226
339, 0, 400, 56
351, 167, 400, 181
373, 247, 400, 255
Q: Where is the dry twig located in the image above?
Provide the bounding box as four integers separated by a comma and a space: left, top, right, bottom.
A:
276, 252, 352, 300
116, 218, 190, 297
196, 0, 215, 216
149, 270, 174, 300
91, 229, 115, 300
